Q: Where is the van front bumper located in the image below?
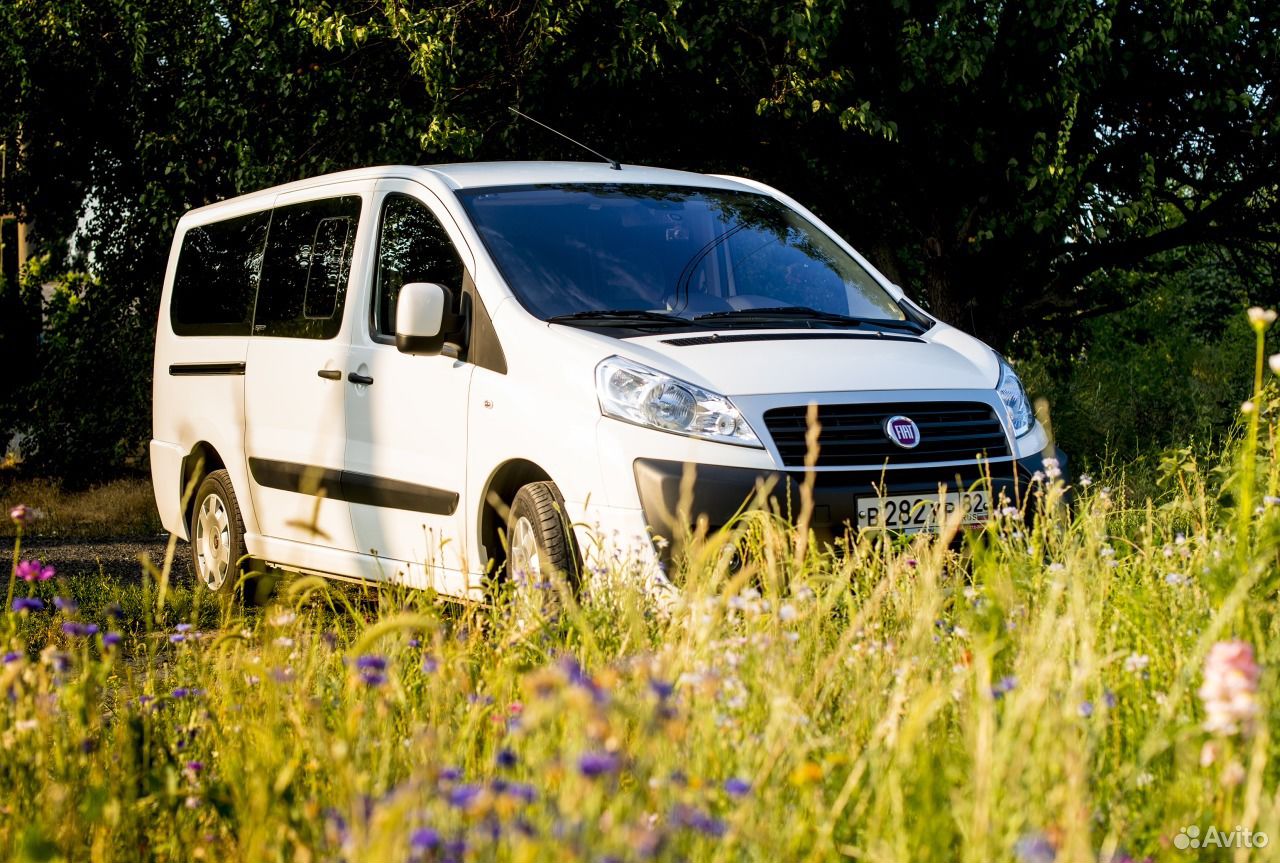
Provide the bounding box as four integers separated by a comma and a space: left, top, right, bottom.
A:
633, 449, 1068, 553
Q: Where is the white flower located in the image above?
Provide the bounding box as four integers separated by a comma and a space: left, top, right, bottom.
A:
1270, 354, 1280, 377
1043, 457, 1062, 480
269, 610, 297, 627
1248, 307, 1277, 327
1165, 572, 1189, 586
1078, 474, 1092, 487
778, 603, 798, 622
1242, 400, 1256, 414
1124, 653, 1150, 673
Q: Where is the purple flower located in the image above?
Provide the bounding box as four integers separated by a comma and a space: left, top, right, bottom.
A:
1015, 832, 1057, 863
1103, 689, 1117, 709
12, 597, 43, 613
503, 781, 536, 804
559, 654, 607, 702
438, 766, 462, 781
1078, 701, 1094, 718
9, 504, 34, 526
496, 748, 518, 768
102, 632, 121, 647
185, 760, 204, 773
422, 655, 439, 673
724, 777, 751, 796
992, 675, 1018, 699
3, 651, 22, 664
578, 751, 620, 778
53, 596, 77, 613
447, 783, 483, 808
171, 687, 204, 699
15, 559, 55, 582
407, 637, 421, 648
671, 803, 727, 837
61, 622, 99, 637
169, 633, 187, 644
106, 602, 124, 619
175, 623, 193, 633
410, 827, 441, 851
80, 737, 98, 753
649, 678, 675, 700
355, 654, 387, 671
48, 652, 72, 673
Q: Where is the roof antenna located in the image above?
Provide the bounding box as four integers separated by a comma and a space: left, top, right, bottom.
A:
509, 107, 621, 171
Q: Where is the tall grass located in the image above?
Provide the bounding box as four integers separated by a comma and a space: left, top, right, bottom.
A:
2, 320, 1280, 862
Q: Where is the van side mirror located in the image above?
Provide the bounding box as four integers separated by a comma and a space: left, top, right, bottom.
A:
395, 282, 457, 355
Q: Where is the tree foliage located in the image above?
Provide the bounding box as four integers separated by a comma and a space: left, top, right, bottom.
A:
1, 0, 1277, 478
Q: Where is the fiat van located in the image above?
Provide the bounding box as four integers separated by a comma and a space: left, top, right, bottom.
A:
150, 162, 1064, 599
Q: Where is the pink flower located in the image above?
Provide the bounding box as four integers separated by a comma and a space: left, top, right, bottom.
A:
14, 559, 56, 582
1198, 640, 1261, 736
8, 504, 34, 527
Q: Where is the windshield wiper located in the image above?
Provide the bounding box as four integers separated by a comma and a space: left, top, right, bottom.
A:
692, 306, 924, 332
546, 309, 692, 326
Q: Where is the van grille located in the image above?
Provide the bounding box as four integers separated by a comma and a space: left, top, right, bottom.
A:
763, 401, 1011, 468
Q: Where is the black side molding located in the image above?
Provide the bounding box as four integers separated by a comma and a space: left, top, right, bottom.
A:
169, 362, 247, 376
248, 457, 458, 515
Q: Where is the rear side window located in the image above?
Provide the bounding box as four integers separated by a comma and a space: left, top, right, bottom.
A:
170, 210, 270, 336
254, 196, 362, 339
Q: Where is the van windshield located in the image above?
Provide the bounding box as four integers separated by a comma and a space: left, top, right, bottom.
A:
457, 184, 909, 329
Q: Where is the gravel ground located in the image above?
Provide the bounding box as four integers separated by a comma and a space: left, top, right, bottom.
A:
3, 536, 192, 582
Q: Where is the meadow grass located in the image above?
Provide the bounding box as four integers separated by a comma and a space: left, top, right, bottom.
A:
0, 474, 160, 540
2, 329, 1279, 862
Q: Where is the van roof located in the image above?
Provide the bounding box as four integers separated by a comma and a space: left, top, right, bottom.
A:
181, 162, 758, 222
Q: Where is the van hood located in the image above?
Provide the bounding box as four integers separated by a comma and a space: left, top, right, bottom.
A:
602, 325, 1001, 396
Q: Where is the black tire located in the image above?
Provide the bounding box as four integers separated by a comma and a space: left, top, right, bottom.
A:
189, 470, 247, 598
505, 481, 577, 592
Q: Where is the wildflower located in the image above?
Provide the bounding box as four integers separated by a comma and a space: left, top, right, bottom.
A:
1123, 653, 1150, 673
670, 804, 727, 837
1078, 701, 1094, 718
1270, 354, 1280, 377
502, 781, 537, 804
3, 651, 22, 663
1042, 457, 1062, 480
422, 654, 439, 674
102, 631, 121, 648
53, 596, 77, 613
1198, 640, 1261, 736
496, 748, 518, 768
1015, 832, 1057, 863
447, 783, 484, 809
106, 602, 124, 619
578, 751, 621, 778
778, 603, 798, 622
61, 622, 99, 637
354, 654, 388, 684
1165, 572, 1189, 586
1248, 306, 1277, 329
11, 597, 43, 613
991, 675, 1017, 699
1078, 474, 1092, 487
790, 761, 823, 785
185, 760, 204, 774
724, 777, 751, 796
1266, 495, 1280, 507
1242, 400, 1256, 414
14, 560, 55, 582
269, 610, 296, 627
9, 504, 36, 526
649, 678, 675, 701
438, 766, 463, 781
410, 827, 441, 853
171, 687, 204, 699
1047, 562, 1065, 572
1221, 760, 1247, 787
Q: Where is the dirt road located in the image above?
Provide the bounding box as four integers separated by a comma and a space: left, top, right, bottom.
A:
3, 536, 191, 581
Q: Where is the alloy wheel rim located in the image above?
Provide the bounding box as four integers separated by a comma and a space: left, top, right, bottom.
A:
510, 516, 541, 586
195, 493, 231, 590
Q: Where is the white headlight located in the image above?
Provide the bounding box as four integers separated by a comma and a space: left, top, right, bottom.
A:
996, 357, 1035, 437
595, 356, 762, 447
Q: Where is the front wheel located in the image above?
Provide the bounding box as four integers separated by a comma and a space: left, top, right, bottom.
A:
504, 481, 577, 611
190, 470, 247, 597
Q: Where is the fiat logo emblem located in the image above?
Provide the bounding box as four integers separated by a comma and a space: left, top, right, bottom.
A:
884, 415, 921, 449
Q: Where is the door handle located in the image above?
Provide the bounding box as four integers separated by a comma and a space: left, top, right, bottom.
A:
317, 369, 342, 380
347, 372, 374, 386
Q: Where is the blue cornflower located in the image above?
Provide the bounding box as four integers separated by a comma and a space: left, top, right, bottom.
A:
103, 632, 122, 647
447, 783, 483, 809
496, 748, 518, 768
671, 803, 727, 837
53, 596, 78, 613
578, 751, 620, 778
12, 597, 43, 613
724, 777, 751, 796
61, 622, 99, 637
992, 676, 1018, 699
410, 827, 441, 851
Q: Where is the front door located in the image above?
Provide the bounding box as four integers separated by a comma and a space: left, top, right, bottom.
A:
244, 187, 366, 553
344, 180, 475, 593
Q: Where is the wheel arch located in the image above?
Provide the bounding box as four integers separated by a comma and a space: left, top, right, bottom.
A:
181, 441, 227, 533
478, 458, 555, 573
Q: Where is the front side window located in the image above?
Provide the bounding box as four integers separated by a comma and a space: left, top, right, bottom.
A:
373, 194, 465, 338
254, 196, 361, 339
457, 184, 906, 327
170, 210, 270, 336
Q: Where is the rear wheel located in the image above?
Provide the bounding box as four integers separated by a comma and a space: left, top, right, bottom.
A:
190, 470, 246, 597
503, 481, 577, 615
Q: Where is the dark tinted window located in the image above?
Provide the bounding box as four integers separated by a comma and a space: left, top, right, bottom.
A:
255, 196, 362, 339
374, 194, 465, 337
170, 210, 270, 336
458, 184, 904, 323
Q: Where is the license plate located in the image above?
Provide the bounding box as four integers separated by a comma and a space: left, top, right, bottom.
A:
857, 490, 990, 532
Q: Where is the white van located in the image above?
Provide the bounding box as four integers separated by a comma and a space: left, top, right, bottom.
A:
151, 162, 1063, 599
